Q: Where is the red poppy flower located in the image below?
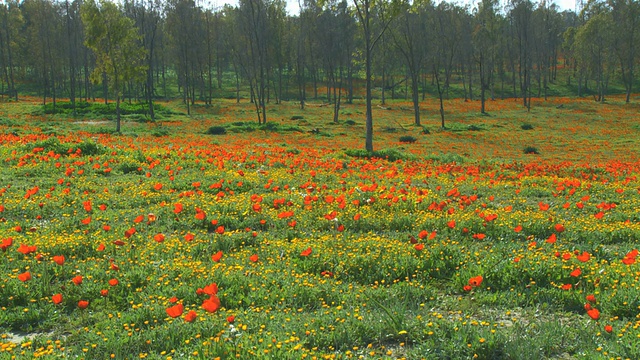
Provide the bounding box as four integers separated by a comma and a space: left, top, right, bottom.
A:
300, 247, 312, 257
108, 278, 119, 287
463, 285, 472, 292
153, 233, 165, 243
0, 237, 13, 251
52, 293, 63, 305
97, 243, 106, 251
561, 283, 572, 290
78, 300, 89, 309
545, 233, 557, 244
473, 233, 486, 240
227, 315, 235, 324
538, 202, 550, 211
468, 276, 483, 288
195, 212, 206, 221
211, 250, 223, 262
53, 255, 65, 266
554, 224, 565, 233
586, 294, 597, 303
278, 210, 294, 219
249, 254, 259, 263
81, 217, 91, 225
203, 283, 218, 296
562, 253, 572, 260
153, 183, 163, 191
587, 308, 600, 320
103, 225, 111, 231
594, 212, 604, 220
99, 204, 107, 211
124, 228, 136, 238
17, 244, 36, 255
184, 310, 197, 323
18, 271, 31, 282
514, 225, 523, 233
72, 275, 83, 285
604, 325, 613, 333
570, 268, 582, 277
447, 220, 456, 229
173, 203, 183, 214
166, 303, 184, 318
414, 244, 424, 251
576, 251, 591, 262
169, 296, 178, 303
202, 295, 221, 313
184, 233, 195, 242
215, 226, 225, 235
101, 289, 109, 297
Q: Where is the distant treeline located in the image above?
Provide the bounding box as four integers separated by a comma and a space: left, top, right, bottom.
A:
0, 0, 637, 124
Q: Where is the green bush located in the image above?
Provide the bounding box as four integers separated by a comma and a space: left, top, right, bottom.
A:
521, 123, 534, 130
28, 137, 103, 156
524, 146, 539, 154
399, 135, 417, 143
206, 126, 227, 135
345, 148, 414, 162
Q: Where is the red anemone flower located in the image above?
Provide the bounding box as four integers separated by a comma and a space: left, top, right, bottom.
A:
166, 303, 184, 318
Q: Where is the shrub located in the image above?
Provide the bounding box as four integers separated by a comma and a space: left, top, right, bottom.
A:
290, 115, 304, 120
399, 135, 417, 143
521, 123, 534, 130
523, 146, 539, 154
467, 124, 483, 131
345, 148, 414, 162
345, 120, 356, 126
151, 127, 170, 137
206, 126, 227, 135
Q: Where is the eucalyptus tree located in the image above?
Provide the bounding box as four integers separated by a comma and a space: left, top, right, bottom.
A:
317, 0, 356, 122
609, 0, 639, 103
63, 0, 84, 114
574, 2, 615, 102
432, 1, 464, 128
508, 0, 535, 109
124, 0, 163, 120
165, 0, 205, 115
352, 0, 400, 152
23, 0, 63, 107
473, 0, 500, 113
81, 0, 147, 132
237, 0, 271, 123
0, 1, 23, 100
391, 0, 430, 125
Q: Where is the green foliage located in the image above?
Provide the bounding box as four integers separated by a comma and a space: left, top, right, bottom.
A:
523, 146, 539, 154
345, 148, 415, 161
399, 135, 417, 143
521, 123, 534, 130
41, 101, 175, 118
206, 126, 227, 135
27, 137, 103, 156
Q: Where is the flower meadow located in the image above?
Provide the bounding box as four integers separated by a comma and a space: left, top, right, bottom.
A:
1, 97, 640, 359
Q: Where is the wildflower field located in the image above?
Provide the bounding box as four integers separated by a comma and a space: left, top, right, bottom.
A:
1, 96, 640, 359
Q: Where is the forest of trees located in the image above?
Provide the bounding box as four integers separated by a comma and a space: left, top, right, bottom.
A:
0, 0, 638, 141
